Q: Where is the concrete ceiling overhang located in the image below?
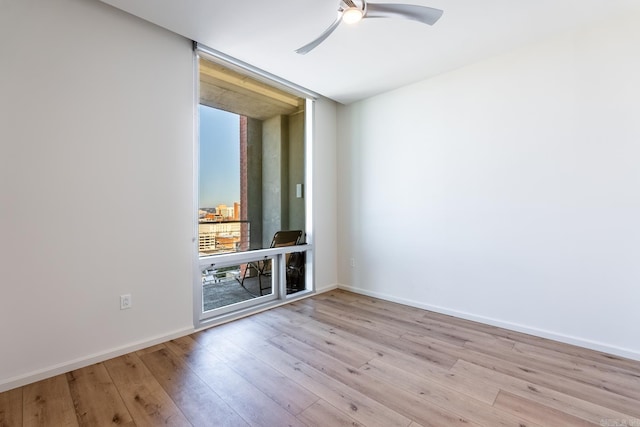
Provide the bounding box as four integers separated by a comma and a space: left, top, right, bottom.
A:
98, 0, 640, 104
199, 58, 304, 120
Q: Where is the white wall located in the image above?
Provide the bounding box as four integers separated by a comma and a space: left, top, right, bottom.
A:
312, 98, 339, 292
337, 12, 640, 360
0, 0, 195, 389
0, 0, 339, 391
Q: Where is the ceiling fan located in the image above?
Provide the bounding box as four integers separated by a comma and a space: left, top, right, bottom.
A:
295, 0, 444, 55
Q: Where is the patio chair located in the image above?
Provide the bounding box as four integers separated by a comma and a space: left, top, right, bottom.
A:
286, 250, 305, 294
241, 230, 303, 295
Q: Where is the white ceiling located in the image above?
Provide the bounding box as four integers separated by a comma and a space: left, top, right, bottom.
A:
99, 0, 639, 104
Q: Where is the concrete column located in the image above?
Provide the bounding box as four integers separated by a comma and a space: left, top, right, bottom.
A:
243, 111, 305, 249
245, 117, 263, 250
262, 115, 289, 247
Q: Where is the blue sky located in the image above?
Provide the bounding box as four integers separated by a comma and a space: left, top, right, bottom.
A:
199, 105, 240, 208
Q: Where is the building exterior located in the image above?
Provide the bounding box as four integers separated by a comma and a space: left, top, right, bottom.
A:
198, 221, 245, 255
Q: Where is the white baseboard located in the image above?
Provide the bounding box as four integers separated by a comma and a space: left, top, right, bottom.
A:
0, 284, 342, 394
316, 283, 339, 293
0, 327, 194, 393
338, 284, 640, 362
10, 281, 632, 394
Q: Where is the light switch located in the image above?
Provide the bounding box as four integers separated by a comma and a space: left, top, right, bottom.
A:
296, 183, 304, 198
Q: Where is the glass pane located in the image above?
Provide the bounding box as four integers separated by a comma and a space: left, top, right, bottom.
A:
199, 57, 306, 255
202, 260, 273, 312
199, 105, 246, 257
285, 251, 306, 295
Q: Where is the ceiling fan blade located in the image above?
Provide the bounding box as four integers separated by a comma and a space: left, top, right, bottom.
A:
365, 2, 443, 25
295, 15, 344, 55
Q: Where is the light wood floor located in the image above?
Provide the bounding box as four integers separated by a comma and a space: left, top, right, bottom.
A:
1, 290, 639, 427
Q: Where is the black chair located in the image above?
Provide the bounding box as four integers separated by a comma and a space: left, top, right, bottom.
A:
241, 230, 302, 295
286, 251, 305, 294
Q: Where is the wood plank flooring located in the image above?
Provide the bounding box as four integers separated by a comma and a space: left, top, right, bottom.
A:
1, 290, 639, 426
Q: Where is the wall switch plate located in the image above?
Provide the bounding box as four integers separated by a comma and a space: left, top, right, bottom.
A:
120, 294, 132, 310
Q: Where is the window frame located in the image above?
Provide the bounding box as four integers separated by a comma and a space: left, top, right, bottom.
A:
192, 44, 317, 329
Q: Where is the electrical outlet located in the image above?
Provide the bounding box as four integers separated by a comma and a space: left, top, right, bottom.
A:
120, 294, 132, 310
350, 258, 356, 268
